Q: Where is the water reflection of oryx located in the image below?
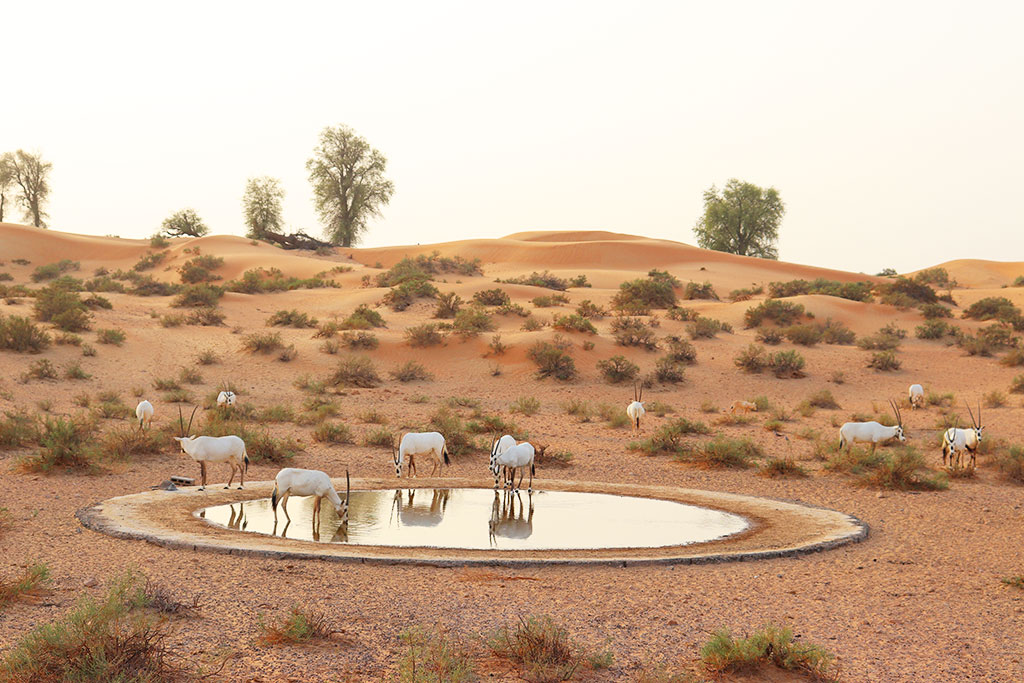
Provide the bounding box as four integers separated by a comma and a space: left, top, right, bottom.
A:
225, 503, 248, 531
489, 490, 534, 546
391, 488, 451, 527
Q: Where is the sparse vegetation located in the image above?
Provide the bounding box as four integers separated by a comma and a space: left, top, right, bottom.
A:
528, 336, 577, 381
488, 615, 602, 682
688, 315, 731, 339
96, 328, 126, 346
313, 422, 354, 444
744, 299, 806, 328
399, 625, 475, 682
682, 281, 718, 300
497, 270, 570, 290
452, 306, 495, 337
405, 322, 446, 347
391, 360, 434, 382
0, 563, 50, 608
552, 313, 598, 334
19, 415, 97, 472
611, 316, 657, 350
434, 291, 462, 318
243, 331, 284, 353
510, 396, 541, 416
868, 350, 901, 371
259, 605, 335, 644
266, 309, 318, 328
328, 355, 382, 388
700, 624, 838, 682
611, 270, 678, 311
0, 315, 51, 352
597, 355, 640, 384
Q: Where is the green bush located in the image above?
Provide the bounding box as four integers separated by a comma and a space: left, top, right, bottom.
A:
340, 331, 378, 350
821, 318, 856, 345
266, 309, 318, 328
510, 396, 541, 416
920, 302, 952, 319
611, 317, 657, 349
527, 336, 577, 380
452, 306, 495, 337
434, 291, 462, 319
405, 323, 446, 347
328, 355, 381, 388
877, 277, 939, 306
341, 304, 387, 330
574, 300, 605, 319
22, 359, 59, 381
384, 278, 439, 311
653, 357, 686, 384
682, 281, 718, 300
630, 418, 710, 455
701, 624, 838, 680
680, 437, 762, 469
612, 270, 678, 311
177, 254, 224, 284
226, 266, 336, 293
552, 313, 597, 334
0, 315, 51, 352
783, 323, 822, 346
769, 350, 806, 378
755, 327, 783, 345
596, 355, 640, 383
916, 319, 952, 340
34, 286, 91, 331
744, 299, 806, 328
399, 625, 475, 682
96, 328, 126, 346
688, 316, 730, 339
19, 415, 97, 472
312, 422, 353, 444
472, 288, 510, 306
172, 283, 224, 308
963, 296, 1024, 328
242, 331, 284, 353
768, 278, 873, 302
531, 293, 569, 307
497, 270, 569, 290
868, 350, 901, 371
734, 344, 768, 373
30, 259, 79, 282
390, 360, 434, 382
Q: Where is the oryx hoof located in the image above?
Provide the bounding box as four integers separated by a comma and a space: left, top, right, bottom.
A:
237, 486, 244, 490
224, 485, 230, 489
198, 487, 206, 491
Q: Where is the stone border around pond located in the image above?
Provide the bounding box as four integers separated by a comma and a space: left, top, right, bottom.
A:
76, 478, 868, 567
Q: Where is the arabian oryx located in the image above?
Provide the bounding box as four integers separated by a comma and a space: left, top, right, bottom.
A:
490, 440, 541, 493
908, 384, 925, 409
838, 399, 906, 454
135, 400, 154, 430
272, 468, 350, 527
217, 390, 236, 408
172, 407, 249, 490
626, 382, 646, 433
393, 432, 450, 478
942, 402, 983, 469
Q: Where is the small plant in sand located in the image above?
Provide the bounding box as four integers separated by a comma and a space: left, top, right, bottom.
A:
611, 316, 657, 350
0, 412, 39, 449
0, 563, 50, 609
472, 288, 510, 307
734, 344, 768, 373
405, 323, 445, 347
509, 396, 541, 416
630, 418, 711, 456
328, 355, 382, 388
313, 422, 354, 444
528, 335, 577, 381
0, 315, 51, 353
688, 315, 731, 340
807, 389, 840, 409
266, 309, 318, 328
243, 331, 284, 354
488, 615, 608, 682
452, 306, 495, 338
1001, 575, 1024, 589
997, 445, 1024, 484
758, 457, 808, 478
364, 428, 396, 448
744, 299, 806, 328
552, 313, 598, 334
596, 355, 640, 384
19, 415, 98, 472
399, 626, 475, 682
172, 283, 224, 308
391, 360, 434, 382
96, 328, 126, 346
21, 359, 58, 382
677, 437, 762, 469
868, 350, 901, 371
700, 624, 839, 682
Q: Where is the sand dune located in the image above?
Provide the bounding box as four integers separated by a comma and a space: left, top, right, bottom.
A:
910, 258, 1024, 289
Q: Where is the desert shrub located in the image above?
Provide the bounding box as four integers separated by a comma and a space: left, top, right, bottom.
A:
96, 328, 126, 346
688, 315, 730, 339
510, 396, 541, 416
34, 285, 91, 331
399, 625, 475, 682
259, 605, 335, 645
434, 291, 462, 318
678, 437, 761, 468
452, 306, 495, 337
129, 275, 179, 296
984, 390, 1006, 408
859, 448, 948, 490
877, 276, 939, 307
132, 251, 166, 272
527, 336, 577, 381
683, 281, 718, 300
376, 253, 481, 286
665, 306, 697, 322
149, 234, 170, 248
808, 389, 840, 409
384, 279, 439, 310
734, 344, 768, 373
22, 359, 58, 381
1009, 375, 1024, 394
611, 316, 657, 349
661, 335, 696, 364
631, 418, 710, 455
857, 327, 902, 350
1001, 348, 1024, 367
531, 293, 570, 307
102, 427, 164, 459
498, 270, 569, 290
920, 302, 952, 319
428, 407, 474, 455
0, 412, 39, 449
962, 296, 1024, 328
997, 445, 1024, 484
259, 405, 295, 423
473, 288, 510, 306
64, 362, 91, 380
159, 313, 184, 328
755, 327, 783, 345
391, 360, 434, 382
172, 283, 223, 308
0, 272, 11, 282
243, 331, 283, 353
405, 322, 446, 347
649, 356, 683, 384
488, 615, 594, 682
266, 309, 318, 328
728, 285, 763, 302
916, 319, 952, 340
701, 624, 838, 681
820, 318, 856, 345
226, 266, 335, 293
0, 563, 50, 608
20, 415, 97, 472
337, 331, 376, 350
552, 313, 597, 334
328, 355, 381, 388
313, 422, 354, 444
597, 355, 640, 383
341, 304, 386, 330
0, 315, 51, 352
744, 299, 806, 328
30, 259, 79, 282
783, 323, 822, 346
868, 350, 901, 371
768, 349, 806, 378
1, 573, 188, 681
185, 306, 225, 326
82, 294, 112, 310
194, 350, 219, 365
521, 316, 545, 332
363, 428, 396, 448
177, 254, 224, 284
84, 275, 126, 293
611, 271, 678, 310
759, 457, 809, 478
575, 299, 605, 319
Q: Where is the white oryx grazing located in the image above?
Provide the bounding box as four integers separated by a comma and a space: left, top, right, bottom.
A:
838, 400, 906, 454
393, 431, 450, 478
172, 407, 250, 491
135, 400, 154, 430
217, 390, 236, 408
491, 441, 536, 493
729, 400, 758, 414
942, 402, 983, 469
489, 433, 518, 482
908, 384, 925, 409
272, 468, 350, 526
626, 382, 646, 433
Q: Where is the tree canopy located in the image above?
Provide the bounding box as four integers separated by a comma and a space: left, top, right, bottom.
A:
5, 150, 52, 228
0, 153, 13, 223
242, 176, 285, 239
161, 208, 209, 238
693, 179, 784, 260
306, 125, 394, 247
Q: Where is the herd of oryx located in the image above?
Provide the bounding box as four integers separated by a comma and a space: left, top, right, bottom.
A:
131, 380, 983, 529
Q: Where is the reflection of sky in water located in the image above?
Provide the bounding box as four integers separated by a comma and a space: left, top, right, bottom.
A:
199, 488, 748, 551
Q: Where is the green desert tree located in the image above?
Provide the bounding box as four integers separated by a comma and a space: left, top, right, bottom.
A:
306, 124, 394, 247
242, 176, 285, 239
693, 178, 785, 260
7, 150, 52, 228
161, 208, 209, 237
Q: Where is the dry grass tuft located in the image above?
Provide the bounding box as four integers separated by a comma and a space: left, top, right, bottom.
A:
259, 605, 335, 645
700, 624, 839, 682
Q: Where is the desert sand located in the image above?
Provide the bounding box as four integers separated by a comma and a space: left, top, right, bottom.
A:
1, 222, 1024, 681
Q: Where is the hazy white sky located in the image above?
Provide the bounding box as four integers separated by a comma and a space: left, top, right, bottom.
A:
2, 1, 1022, 274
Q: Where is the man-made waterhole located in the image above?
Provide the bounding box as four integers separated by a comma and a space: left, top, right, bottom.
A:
199, 488, 749, 551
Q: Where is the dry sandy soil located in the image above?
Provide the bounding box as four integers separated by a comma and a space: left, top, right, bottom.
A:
1, 222, 1024, 681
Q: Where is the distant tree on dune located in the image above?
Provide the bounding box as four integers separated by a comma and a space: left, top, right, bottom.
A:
693, 179, 784, 260
306, 124, 394, 247
161, 208, 209, 238
6, 150, 52, 228
242, 176, 285, 239
0, 153, 13, 223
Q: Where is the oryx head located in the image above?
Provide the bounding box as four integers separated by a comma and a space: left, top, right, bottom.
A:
392, 439, 402, 478
888, 399, 906, 443
966, 401, 983, 441
172, 406, 199, 452
489, 434, 500, 468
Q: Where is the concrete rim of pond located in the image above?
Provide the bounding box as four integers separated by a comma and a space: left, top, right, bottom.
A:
76, 477, 868, 567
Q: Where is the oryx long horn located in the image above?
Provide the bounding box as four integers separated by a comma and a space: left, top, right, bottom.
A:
965, 401, 977, 430
978, 400, 982, 428
345, 469, 351, 504
178, 405, 186, 437
185, 406, 198, 436
639, 382, 643, 402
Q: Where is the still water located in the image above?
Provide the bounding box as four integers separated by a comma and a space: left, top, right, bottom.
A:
199, 488, 748, 551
